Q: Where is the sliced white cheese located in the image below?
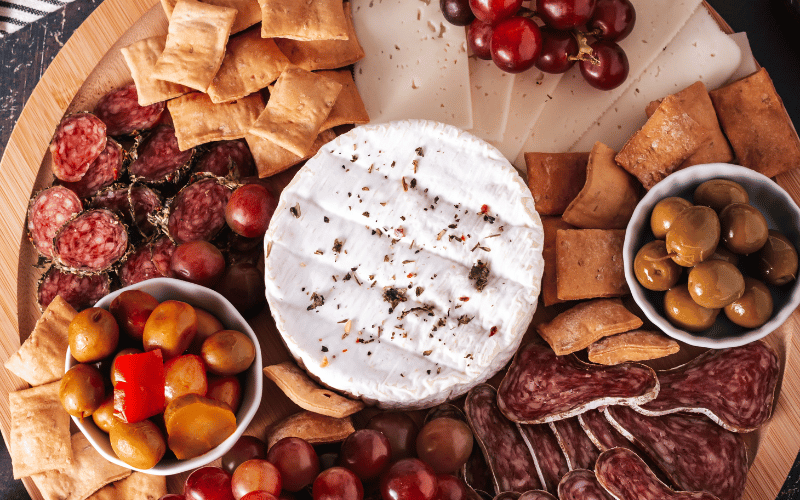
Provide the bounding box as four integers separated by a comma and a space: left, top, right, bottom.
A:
264, 120, 544, 408
468, 58, 516, 142
351, 0, 473, 129
571, 6, 742, 152
726, 32, 759, 83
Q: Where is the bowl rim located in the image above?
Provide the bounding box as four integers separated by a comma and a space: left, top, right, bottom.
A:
65, 277, 263, 475
623, 163, 800, 348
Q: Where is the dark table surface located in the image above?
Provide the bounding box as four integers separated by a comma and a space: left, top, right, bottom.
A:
0, 0, 799, 498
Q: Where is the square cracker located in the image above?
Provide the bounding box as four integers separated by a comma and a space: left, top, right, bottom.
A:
259, 0, 348, 41
616, 94, 710, 190
152, 0, 237, 92
556, 228, 628, 301
247, 129, 337, 178
318, 70, 369, 131
161, 0, 260, 34
275, 3, 364, 71
31, 433, 131, 500
249, 68, 342, 156
168, 92, 264, 150
120, 36, 192, 106
540, 217, 574, 307
537, 298, 643, 356
525, 152, 589, 216
5, 295, 76, 386
86, 472, 167, 500
10, 381, 72, 478
207, 28, 291, 104
710, 68, 800, 179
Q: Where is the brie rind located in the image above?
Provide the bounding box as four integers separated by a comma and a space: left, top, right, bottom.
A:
264, 120, 544, 408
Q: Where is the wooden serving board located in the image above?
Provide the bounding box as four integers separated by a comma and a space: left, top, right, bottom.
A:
0, 0, 798, 498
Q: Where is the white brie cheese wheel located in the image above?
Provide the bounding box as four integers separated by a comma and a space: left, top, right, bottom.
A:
264, 120, 544, 408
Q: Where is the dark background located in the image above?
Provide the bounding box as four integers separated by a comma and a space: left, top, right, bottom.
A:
0, 0, 798, 498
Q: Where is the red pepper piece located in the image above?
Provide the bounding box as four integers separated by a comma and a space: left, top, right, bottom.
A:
113, 349, 166, 423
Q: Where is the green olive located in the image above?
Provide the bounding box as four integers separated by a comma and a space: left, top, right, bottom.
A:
634, 240, 682, 291
664, 286, 720, 332
693, 179, 749, 213
666, 206, 720, 267
753, 230, 798, 286
724, 277, 774, 328
719, 203, 769, 255
59, 364, 106, 418
650, 197, 692, 240
109, 419, 166, 469
687, 260, 746, 309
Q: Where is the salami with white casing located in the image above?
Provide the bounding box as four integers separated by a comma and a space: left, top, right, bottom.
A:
557, 469, 614, 500
49, 112, 107, 182
37, 266, 110, 311
27, 186, 83, 259
517, 423, 569, 494
93, 83, 165, 136
118, 241, 162, 287
128, 125, 194, 185
150, 234, 177, 278
166, 176, 233, 244
61, 138, 125, 199
52, 209, 129, 274
550, 418, 600, 471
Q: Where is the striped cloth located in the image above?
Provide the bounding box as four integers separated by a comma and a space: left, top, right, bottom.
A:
0, 0, 72, 37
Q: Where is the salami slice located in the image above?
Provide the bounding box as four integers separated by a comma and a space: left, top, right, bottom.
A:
130, 184, 163, 237
27, 186, 83, 259
50, 112, 108, 182
517, 492, 556, 500
61, 138, 124, 199
550, 418, 599, 471
497, 340, 659, 424
91, 184, 130, 221
151, 235, 177, 278
53, 209, 129, 273
462, 442, 494, 499
119, 241, 162, 287
604, 406, 747, 500
94, 83, 164, 136
465, 384, 542, 495
518, 424, 569, 493
595, 448, 719, 500
129, 125, 194, 184
167, 177, 232, 244
632, 342, 779, 432
37, 266, 110, 311
194, 140, 255, 178
557, 470, 614, 500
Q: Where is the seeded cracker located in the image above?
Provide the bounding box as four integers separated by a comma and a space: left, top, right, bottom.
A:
151, 0, 236, 93
168, 92, 264, 150
259, 0, 348, 41
247, 129, 336, 178
264, 362, 365, 418
86, 472, 167, 500
160, 0, 260, 34
556, 229, 628, 301
318, 70, 370, 131
120, 36, 191, 106
525, 152, 589, 215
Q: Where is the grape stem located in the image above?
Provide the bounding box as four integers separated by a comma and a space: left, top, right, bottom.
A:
568, 30, 599, 65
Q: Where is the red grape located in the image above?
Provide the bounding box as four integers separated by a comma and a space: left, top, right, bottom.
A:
536, 0, 597, 30
587, 0, 635, 41
579, 40, 629, 90
468, 0, 523, 25
240, 494, 279, 500
366, 412, 419, 462
313, 467, 364, 500
467, 19, 494, 60
231, 459, 282, 500
339, 429, 392, 480
184, 467, 235, 500
267, 437, 320, 492
432, 475, 469, 500
380, 459, 438, 500
440, 0, 475, 26
170, 241, 226, 288
221, 436, 267, 475
214, 262, 266, 316
225, 184, 277, 238
534, 26, 578, 73
415, 418, 473, 474
490, 17, 542, 74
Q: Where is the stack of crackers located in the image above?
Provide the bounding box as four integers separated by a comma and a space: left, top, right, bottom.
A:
524, 68, 800, 364
3, 297, 167, 500
120, 0, 369, 178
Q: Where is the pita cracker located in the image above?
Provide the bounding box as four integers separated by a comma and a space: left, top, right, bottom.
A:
120, 36, 192, 106
275, 3, 364, 71
249, 68, 342, 156
259, 0, 348, 41
152, 0, 237, 92
87, 472, 167, 500
31, 433, 131, 500
264, 362, 364, 418
317, 70, 369, 131
207, 29, 291, 104
5, 295, 76, 386
556, 229, 628, 301
266, 411, 354, 449
562, 142, 639, 230
541, 217, 574, 307
10, 381, 72, 479
161, 0, 260, 34
247, 129, 336, 178
587, 330, 680, 365
525, 152, 589, 216
168, 92, 264, 150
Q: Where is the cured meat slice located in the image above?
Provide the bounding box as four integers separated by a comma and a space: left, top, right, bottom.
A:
61, 139, 124, 199
550, 418, 599, 471
50, 112, 108, 182
53, 209, 129, 273
128, 125, 194, 184
94, 83, 164, 136
118, 241, 162, 287
518, 423, 569, 494
497, 340, 658, 424
37, 267, 110, 311
194, 140, 255, 178
604, 406, 747, 500
595, 448, 719, 500
557, 470, 614, 500
27, 186, 83, 259
150, 235, 177, 278
91, 184, 130, 220
465, 384, 542, 494
518, 492, 556, 500
633, 342, 779, 432
130, 184, 162, 237
167, 177, 232, 244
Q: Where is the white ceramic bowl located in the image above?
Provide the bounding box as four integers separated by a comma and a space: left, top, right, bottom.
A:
624, 163, 800, 348
65, 277, 263, 475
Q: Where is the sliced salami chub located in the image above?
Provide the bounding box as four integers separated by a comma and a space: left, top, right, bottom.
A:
61, 138, 124, 199
465, 384, 542, 495
27, 186, 83, 259
497, 340, 659, 424
557, 470, 613, 500
94, 83, 164, 136
53, 209, 129, 273
129, 125, 193, 184
50, 112, 107, 182
518, 423, 569, 494
604, 406, 748, 500
195, 140, 255, 178
118, 241, 162, 287
550, 418, 599, 471
633, 342, 779, 432
37, 267, 110, 311
595, 448, 719, 500
167, 177, 232, 244
150, 234, 177, 278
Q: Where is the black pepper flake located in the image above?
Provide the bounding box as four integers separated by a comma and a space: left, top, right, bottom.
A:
368, 351, 372, 356
402, 177, 408, 191
307, 293, 325, 311
437, 318, 446, 327
448, 224, 457, 229
362, 211, 370, 217
416, 286, 424, 296
351, 154, 358, 162
423, 350, 432, 356
333, 239, 343, 253
469, 260, 490, 292
343, 273, 352, 281
289, 204, 301, 218
484, 215, 496, 224
412, 159, 419, 173
415, 147, 424, 157
324, 216, 330, 223
321, 346, 329, 352
391, 161, 396, 168
383, 287, 408, 309
410, 178, 417, 189
457, 315, 473, 326
427, 370, 431, 375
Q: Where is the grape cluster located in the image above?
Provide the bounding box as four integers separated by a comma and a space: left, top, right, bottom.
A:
440, 0, 636, 90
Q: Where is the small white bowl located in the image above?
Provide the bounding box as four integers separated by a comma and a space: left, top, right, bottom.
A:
624, 163, 800, 348
65, 277, 263, 475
